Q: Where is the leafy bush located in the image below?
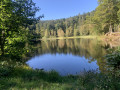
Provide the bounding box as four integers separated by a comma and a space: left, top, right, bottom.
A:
105, 49, 120, 76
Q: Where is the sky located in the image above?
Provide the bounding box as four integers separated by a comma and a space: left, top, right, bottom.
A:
33, 0, 98, 20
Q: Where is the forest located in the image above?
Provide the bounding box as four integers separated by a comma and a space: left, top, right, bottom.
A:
1, 0, 120, 54
0, 0, 120, 89
29, 0, 120, 39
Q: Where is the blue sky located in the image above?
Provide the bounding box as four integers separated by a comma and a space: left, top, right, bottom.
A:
33, 0, 98, 20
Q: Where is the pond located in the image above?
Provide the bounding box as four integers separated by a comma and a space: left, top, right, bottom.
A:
26, 38, 111, 76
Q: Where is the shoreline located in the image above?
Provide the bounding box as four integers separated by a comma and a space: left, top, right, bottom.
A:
40, 35, 120, 48
41, 35, 105, 40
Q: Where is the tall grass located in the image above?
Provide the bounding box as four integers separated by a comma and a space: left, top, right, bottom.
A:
0, 62, 120, 90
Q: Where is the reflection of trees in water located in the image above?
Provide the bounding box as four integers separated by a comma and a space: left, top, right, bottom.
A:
30, 39, 108, 59
1, 38, 119, 75
24, 38, 119, 73
58, 39, 65, 48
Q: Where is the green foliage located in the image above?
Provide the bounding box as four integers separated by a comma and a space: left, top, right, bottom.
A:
0, 0, 39, 54
105, 49, 120, 76
0, 62, 120, 90
93, 0, 119, 33
106, 50, 120, 67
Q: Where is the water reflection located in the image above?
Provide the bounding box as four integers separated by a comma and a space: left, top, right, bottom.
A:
26, 38, 111, 75
26, 53, 99, 76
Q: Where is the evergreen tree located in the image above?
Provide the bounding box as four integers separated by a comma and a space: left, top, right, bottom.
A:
94, 0, 119, 33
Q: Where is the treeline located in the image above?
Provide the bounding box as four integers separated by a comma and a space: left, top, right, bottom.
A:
30, 11, 96, 38
30, 0, 120, 38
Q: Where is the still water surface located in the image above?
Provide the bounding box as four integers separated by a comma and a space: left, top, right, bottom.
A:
26, 38, 111, 76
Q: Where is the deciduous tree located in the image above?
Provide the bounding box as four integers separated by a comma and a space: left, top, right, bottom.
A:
0, 0, 39, 55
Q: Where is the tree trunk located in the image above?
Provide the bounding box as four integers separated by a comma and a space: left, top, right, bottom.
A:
0, 35, 5, 55
1, 43, 4, 55
113, 24, 114, 32
118, 25, 119, 32
109, 24, 112, 33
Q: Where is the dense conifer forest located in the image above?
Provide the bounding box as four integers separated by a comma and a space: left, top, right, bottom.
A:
0, 0, 120, 89
29, 0, 120, 38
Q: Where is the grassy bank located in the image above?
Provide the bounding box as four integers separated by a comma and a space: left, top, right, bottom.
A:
0, 63, 120, 90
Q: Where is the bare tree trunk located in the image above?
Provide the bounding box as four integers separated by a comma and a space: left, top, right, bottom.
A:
1, 44, 4, 55
0, 31, 5, 55
113, 24, 114, 32
109, 24, 112, 33
0, 37, 5, 55
0, 37, 2, 54
118, 25, 119, 32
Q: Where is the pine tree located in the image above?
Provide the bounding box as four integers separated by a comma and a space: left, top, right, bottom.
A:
94, 0, 119, 33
